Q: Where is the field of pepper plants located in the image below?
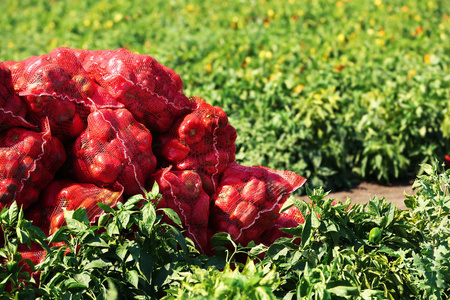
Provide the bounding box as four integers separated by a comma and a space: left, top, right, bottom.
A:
1, 0, 450, 299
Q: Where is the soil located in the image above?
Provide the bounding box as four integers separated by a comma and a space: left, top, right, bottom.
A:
298, 178, 416, 210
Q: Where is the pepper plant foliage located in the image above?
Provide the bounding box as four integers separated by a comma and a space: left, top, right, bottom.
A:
2, 161, 450, 299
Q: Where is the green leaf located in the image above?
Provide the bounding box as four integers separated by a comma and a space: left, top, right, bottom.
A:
422, 164, 434, 175
84, 258, 112, 270
301, 214, 312, 249
158, 208, 182, 228
118, 211, 131, 229
97, 203, 115, 214
8, 201, 18, 224
126, 269, 139, 288
124, 194, 145, 209
16, 228, 29, 244
211, 232, 234, 248
150, 181, 160, 200
141, 202, 156, 233
74, 273, 92, 288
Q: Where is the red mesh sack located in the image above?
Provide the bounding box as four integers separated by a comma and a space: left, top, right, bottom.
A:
155, 97, 237, 195
0, 62, 34, 131
5, 48, 123, 140
256, 204, 305, 246
72, 108, 157, 196
0, 243, 46, 291
25, 180, 123, 235
72, 48, 193, 133
150, 167, 210, 253
0, 124, 66, 210
210, 162, 306, 246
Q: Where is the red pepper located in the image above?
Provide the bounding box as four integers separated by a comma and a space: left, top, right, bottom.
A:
176, 156, 199, 170
0, 178, 19, 203
53, 101, 76, 123
118, 164, 145, 195
50, 212, 66, 234
180, 171, 202, 200
214, 185, 240, 214
68, 114, 86, 138
72, 74, 95, 97
217, 124, 237, 146
162, 138, 190, 162
89, 152, 122, 184
0, 149, 19, 176
230, 201, 258, 228
104, 138, 126, 161
190, 191, 210, 225
240, 177, 266, 207
87, 110, 116, 143
178, 114, 206, 145
131, 125, 153, 152
16, 131, 42, 158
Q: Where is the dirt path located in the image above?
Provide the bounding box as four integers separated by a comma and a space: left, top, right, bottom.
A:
298, 180, 415, 210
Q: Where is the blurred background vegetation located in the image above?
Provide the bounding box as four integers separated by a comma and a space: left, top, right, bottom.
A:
1, 0, 449, 192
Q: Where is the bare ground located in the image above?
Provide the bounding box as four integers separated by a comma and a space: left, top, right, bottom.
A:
298, 179, 416, 210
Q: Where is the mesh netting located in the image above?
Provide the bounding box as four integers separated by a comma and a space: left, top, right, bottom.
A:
0, 123, 66, 210
154, 97, 236, 195
72, 108, 157, 196
210, 162, 306, 246
256, 204, 305, 246
0, 62, 35, 131
5, 48, 124, 140
25, 180, 123, 235
72, 48, 194, 133
150, 167, 210, 253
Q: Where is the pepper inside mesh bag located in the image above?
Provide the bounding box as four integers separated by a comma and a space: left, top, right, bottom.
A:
25, 179, 123, 235
210, 162, 306, 246
0, 124, 66, 210
155, 97, 236, 195
0, 61, 34, 131
5, 47, 123, 140
73, 48, 194, 133
73, 108, 157, 196
256, 204, 305, 246
150, 167, 210, 253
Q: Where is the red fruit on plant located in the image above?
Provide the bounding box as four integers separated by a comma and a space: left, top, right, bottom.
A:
230, 201, 258, 228
241, 177, 266, 206
162, 139, 190, 162
178, 114, 206, 145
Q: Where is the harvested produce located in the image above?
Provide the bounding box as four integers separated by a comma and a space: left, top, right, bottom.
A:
0, 47, 306, 264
